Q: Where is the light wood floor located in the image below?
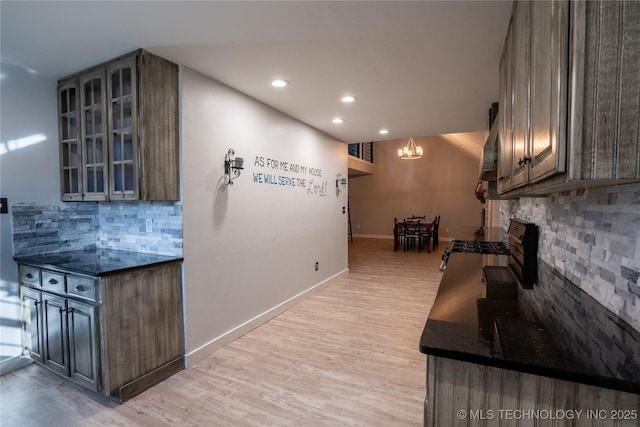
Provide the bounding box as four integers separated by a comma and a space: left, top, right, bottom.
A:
0, 238, 442, 426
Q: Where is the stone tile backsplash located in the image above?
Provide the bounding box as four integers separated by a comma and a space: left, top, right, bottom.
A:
501, 182, 640, 332
12, 201, 182, 257
12, 203, 99, 256
519, 259, 640, 382
97, 202, 182, 256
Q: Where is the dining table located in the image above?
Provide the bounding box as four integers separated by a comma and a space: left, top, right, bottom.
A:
393, 218, 434, 253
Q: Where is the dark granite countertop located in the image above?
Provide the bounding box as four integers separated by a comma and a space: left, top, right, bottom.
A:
420, 227, 640, 395
14, 249, 183, 277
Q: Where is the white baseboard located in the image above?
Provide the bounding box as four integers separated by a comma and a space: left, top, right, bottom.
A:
0, 355, 33, 376
352, 234, 454, 242
185, 268, 349, 367
352, 234, 394, 239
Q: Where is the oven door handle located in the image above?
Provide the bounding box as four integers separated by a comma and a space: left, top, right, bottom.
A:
439, 249, 451, 272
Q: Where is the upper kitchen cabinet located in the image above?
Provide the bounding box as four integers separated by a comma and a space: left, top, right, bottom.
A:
573, 1, 640, 183
510, 0, 534, 191
498, 0, 569, 194
497, 16, 513, 194
58, 50, 179, 202
497, 0, 640, 197
528, 0, 568, 184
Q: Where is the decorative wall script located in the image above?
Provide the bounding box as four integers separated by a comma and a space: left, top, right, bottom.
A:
252, 156, 327, 197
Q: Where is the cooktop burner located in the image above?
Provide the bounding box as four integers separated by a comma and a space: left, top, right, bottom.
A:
450, 240, 511, 255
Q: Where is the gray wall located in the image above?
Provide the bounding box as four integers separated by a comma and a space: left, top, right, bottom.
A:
0, 62, 59, 363
502, 182, 640, 332
181, 68, 349, 365
349, 133, 485, 240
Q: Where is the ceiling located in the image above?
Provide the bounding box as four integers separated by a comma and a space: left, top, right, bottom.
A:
0, 1, 512, 144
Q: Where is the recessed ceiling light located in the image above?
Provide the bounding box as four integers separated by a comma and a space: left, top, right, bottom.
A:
379, 129, 390, 135
332, 118, 345, 124
271, 79, 289, 88
341, 95, 356, 103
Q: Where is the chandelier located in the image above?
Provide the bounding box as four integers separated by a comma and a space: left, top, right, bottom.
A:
398, 137, 423, 159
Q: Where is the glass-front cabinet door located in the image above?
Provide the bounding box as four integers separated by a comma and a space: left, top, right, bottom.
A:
58, 80, 82, 201
80, 71, 108, 201
107, 58, 139, 200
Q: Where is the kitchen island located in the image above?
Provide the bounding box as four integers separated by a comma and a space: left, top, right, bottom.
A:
420, 228, 640, 426
16, 249, 184, 402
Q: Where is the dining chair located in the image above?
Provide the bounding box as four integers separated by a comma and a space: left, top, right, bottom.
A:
419, 221, 432, 253
432, 215, 441, 251
404, 219, 422, 252
394, 218, 405, 251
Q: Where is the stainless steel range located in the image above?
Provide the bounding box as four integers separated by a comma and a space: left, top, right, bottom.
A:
440, 218, 538, 289
506, 218, 538, 288
449, 240, 511, 255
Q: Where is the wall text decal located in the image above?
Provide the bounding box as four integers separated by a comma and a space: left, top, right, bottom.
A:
252, 156, 327, 196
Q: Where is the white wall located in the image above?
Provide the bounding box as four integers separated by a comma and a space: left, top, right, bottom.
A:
181, 68, 349, 365
0, 62, 59, 367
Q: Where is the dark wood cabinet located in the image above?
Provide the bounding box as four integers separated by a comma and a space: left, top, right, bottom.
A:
424, 355, 640, 427
497, 0, 640, 196
100, 263, 184, 399
20, 266, 99, 392
570, 0, 640, 182
41, 292, 69, 377
498, 0, 570, 195
528, 0, 568, 184
20, 286, 43, 364
497, 17, 513, 194
58, 49, 179, 202
509, 0, 532, 191
19, 260, 183, 401
67, 298, 100, 391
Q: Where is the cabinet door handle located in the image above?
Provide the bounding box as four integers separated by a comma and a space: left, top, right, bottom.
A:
517, 157, 531, 166
498, 176, 506, 182
75, 285, 86, 292
34, 301, 39, 307
48, 278, 59, 285
59, 307, 64, 314
25, 273, 34, 279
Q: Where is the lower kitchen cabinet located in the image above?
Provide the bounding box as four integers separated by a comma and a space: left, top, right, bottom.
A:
67, 298, 100, 391
20, 275, 100, 392
41, 292, 71, 378
17, 257, 184, 402
20, 287, 43, 364
424, 355, 640, 427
